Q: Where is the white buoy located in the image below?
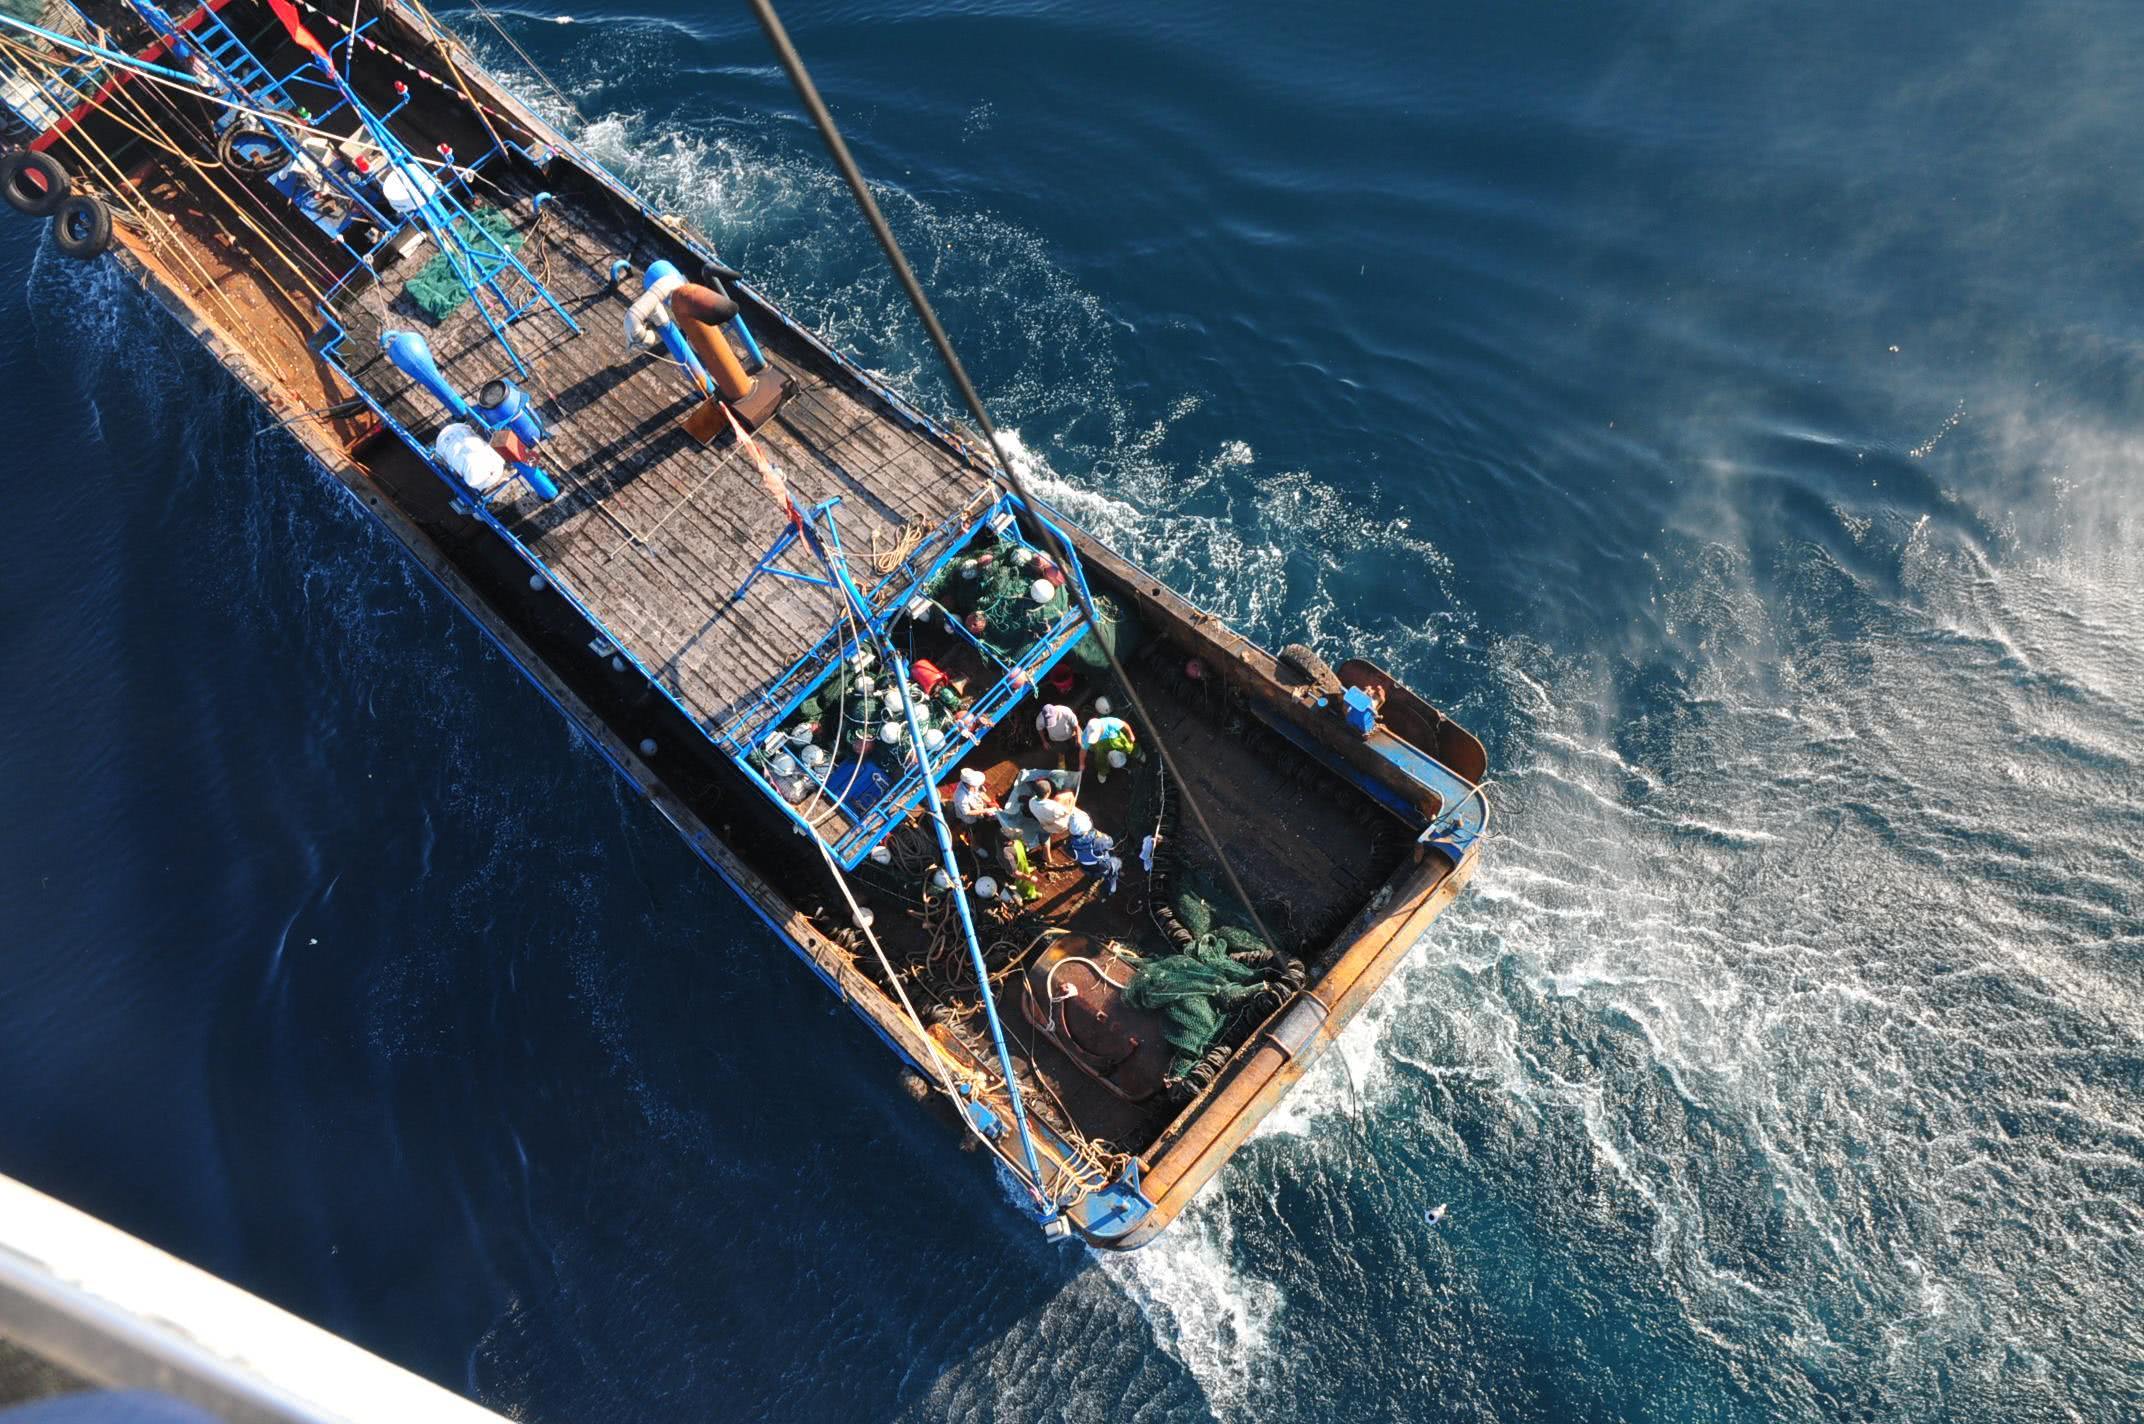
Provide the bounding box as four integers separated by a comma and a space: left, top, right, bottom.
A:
922, 728, 945, 752
1029, 578, 1054, 604
930, 868, 953, 891
528, 574, 547, 591
974, 875, 999, 900
800, 744, 828, 768
1108, 749, 1127, 768
638, 738, 657, 756
1094, 696, 1112, 716
868, 844, 892, 865
770, 753, 799, 778
854, 908, 875, 929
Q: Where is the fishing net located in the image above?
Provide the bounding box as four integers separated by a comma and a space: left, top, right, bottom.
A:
1072, 593, 1139, 668
926, 542, 1072, 659
403, 207, 527, 322
0, 0, 43, 22
1125, 933, 1274, 1076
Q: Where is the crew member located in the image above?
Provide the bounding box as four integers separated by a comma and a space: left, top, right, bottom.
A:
1080, 712, 1139, 783
1065, 809, 1122, 895
1035, 701, 1080, 756
951, 767, 998, 824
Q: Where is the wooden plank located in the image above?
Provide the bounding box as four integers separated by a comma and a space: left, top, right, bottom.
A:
332, 186, 980, 730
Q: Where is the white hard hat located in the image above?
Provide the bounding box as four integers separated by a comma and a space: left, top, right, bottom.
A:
973, 875, 999, 899
770, 753, 799, 778
881, 721, 905, 744
1068, 809, 1094, 837
800, 744, 828, 768
868, 844, 893, 865
1029, 578, 1054, 604
1108, 749, 1127, 768
1093, 696, 1112, 716
959, 767, 986, 788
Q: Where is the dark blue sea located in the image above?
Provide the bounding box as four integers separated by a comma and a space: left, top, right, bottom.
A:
4, 2, 2141, 1419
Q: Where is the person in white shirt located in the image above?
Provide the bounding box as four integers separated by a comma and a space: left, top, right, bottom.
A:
1035, 702, 1080, 753
1028, 779, 1077, 861
950, 767, 997, 823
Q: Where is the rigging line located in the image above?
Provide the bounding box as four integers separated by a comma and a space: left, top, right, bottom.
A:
0, 36, 313, 343
460, 0, 580, 125
401, 0, 514, 166
730, 409, 1056, 1208
0, 16, 492, 180
805, 831, 1057, 1203
744, 0, 1283, 958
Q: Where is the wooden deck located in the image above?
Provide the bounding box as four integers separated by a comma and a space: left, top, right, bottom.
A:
330, 186, 993, 741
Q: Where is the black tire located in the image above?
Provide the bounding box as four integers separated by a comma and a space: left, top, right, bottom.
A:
52, 194, 112, 260
1277, 641, 1342, 695
2, 150, 70, 218
216, 124, 286, 177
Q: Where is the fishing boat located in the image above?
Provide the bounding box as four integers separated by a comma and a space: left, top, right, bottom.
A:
0, 0, 1489, 1246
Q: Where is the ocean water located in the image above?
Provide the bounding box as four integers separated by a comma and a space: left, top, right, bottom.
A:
2, 1, 2140, 1419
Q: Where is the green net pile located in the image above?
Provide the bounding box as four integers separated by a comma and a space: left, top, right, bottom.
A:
0, 0, 44, 23
1124, 890, 1277, 1077
921, 531, 1144, 668
403, 207, 526, 322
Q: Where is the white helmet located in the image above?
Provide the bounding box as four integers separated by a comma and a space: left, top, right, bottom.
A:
959, 767, 986, 788
973, 875, 999, 899
1029, 578, 1054, 604
1093, 696, 1112, 716
1068, 809, 1094, 838
1108, 749, 1127, 768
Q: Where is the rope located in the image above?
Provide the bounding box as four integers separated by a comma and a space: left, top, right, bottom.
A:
745, 0, 1286, 960
461, 0, 582, 125
869, 519, 922, 575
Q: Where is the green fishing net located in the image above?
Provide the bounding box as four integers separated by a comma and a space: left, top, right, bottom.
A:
1124, 933, 1274, 1077
403, 207, 527, 322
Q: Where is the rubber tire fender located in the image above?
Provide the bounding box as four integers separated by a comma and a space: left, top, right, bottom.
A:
2, 150, 71, 218
52, 194, 113, 260
217, 123, 287, 177
1277, 641, 1342, 696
